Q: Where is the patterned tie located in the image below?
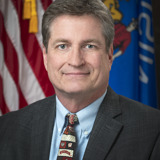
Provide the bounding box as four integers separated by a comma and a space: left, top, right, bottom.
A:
57, 114, 78, 160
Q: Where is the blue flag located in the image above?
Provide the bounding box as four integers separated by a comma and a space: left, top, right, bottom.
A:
104, 0, 157, 108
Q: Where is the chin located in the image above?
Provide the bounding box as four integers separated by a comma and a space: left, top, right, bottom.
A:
54, 84, 83, 93
64, 88, 86, 95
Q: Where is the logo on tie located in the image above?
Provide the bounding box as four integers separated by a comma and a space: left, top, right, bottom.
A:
57, 114, 78, 160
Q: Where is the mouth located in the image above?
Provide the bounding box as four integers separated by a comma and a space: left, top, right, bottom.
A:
64, 72, 90, 75
62, 72, 90, 78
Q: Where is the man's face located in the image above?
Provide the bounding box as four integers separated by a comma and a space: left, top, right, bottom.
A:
43, 15, 113, 98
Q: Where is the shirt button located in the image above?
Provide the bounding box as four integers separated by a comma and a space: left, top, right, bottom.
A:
58, 128, 61, 133
84, 130, 88, 135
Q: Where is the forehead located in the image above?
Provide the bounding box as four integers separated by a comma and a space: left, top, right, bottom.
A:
49, 14, 104, 40
51, 14, 101, 26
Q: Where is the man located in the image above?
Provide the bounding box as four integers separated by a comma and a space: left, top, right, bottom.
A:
0, 0, 160, 159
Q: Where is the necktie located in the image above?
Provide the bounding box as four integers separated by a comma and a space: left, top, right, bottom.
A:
57, 114, 78, 160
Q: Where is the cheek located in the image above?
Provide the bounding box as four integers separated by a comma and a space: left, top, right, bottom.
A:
86, 54, 102, 68
96, 55, 111, 81
47, 54, 63, 71
90, 54, 108, 72
46, 55, 64, 84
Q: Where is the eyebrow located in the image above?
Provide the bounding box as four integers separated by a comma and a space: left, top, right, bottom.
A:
81, 39, 103, 46
51, 38, 103, 47
52, 39, 70, 46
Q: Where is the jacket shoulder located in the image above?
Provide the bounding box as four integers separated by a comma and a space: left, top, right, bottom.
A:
0, 95, 56, 131
119, 94, 160, 114
118, 95, 160, 128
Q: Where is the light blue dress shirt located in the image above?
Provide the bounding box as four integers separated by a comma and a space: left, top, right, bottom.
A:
49, 91, 106, 160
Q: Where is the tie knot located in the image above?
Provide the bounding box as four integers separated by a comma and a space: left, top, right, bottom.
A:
67, 114, 78, 125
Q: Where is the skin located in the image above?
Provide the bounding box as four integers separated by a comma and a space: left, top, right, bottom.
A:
42, 15, 113, 113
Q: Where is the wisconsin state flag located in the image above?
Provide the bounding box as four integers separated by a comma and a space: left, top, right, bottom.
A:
104, 0, 158, 108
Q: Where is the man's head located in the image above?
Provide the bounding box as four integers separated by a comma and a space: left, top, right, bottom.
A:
42, 0, 114, 110
42, 0, 114, 52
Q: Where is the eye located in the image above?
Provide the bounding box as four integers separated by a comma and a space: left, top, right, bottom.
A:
58, 44, 67, 50
85, 44, 95, 49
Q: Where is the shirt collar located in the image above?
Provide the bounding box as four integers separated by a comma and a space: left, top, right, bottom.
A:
76, 91, 106, 137
56, 97, 69, 135
56, 90, 107, 136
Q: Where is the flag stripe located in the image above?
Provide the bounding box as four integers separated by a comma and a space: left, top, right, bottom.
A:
11, 0, 54, 97
1, 64, 19, 111
41, 0, 52, 10
0, 75, 10, 114
0, 40, 18, 112
1, 0, 45, 104
0, 0, 54, 114
35, 0, 44, 51
0, 11, 28, 109
0, 10, 19, 84
0, 41, 10, 114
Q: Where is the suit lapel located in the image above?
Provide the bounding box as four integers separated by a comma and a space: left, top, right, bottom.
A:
83, 87, 123, 160
30, 95, 56, 160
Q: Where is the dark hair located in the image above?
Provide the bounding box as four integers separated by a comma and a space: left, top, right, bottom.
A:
42, 0, 114, 52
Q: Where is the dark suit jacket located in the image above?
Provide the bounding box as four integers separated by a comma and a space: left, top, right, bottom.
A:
0, 86, 160, 160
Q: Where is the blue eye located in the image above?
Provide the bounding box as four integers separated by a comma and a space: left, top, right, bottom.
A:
86, 44, 94, 49
58, 44, 66, 50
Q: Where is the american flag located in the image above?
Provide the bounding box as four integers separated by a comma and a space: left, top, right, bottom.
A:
0, 0, 55, 115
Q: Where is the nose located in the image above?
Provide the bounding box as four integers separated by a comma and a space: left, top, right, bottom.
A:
68, 47, 85, 67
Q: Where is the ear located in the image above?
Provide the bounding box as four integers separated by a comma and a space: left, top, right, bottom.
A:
108, 44, 113, 70
42, 44, 48, 71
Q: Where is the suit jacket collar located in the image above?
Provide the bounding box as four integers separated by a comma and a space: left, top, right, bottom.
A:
83, 86, 123, 160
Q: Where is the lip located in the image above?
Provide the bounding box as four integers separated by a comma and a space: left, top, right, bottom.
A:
64, 72, 90, 75
63, 72, 90, 78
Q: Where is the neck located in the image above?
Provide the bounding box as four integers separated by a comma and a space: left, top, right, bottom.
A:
55, 89, 107, 113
